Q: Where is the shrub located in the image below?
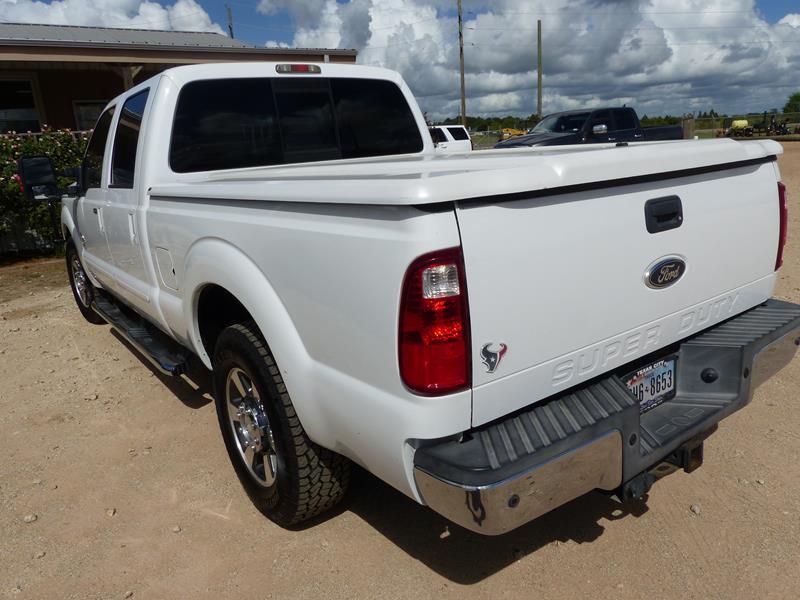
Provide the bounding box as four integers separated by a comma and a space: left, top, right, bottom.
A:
0, 127, 88, 239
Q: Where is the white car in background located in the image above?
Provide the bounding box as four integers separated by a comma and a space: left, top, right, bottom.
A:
429, 124, 473, 152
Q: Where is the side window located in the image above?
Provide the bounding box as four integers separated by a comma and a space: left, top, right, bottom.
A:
447, 127, 469, 141
111, 89, 149, 188
590, 110, 612, 131
614, 109, 637, 131
82, 106, 115, 191
429, 127, 447, 143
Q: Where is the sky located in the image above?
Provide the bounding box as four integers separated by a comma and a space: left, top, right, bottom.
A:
0, 0, 798, 119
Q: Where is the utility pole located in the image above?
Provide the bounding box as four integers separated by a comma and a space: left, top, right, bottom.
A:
457, 0, 466, 127
226, 4, 234, 38
537, 19, 542, 117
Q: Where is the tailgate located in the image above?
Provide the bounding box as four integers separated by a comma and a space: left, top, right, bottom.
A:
458, 155, 782, 426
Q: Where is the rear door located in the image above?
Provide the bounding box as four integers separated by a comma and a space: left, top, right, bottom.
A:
587, 110, 614, 143
76, 106, 115, 283
446, 126, 472, 151
104, 88, 151, 311
456, 158, 781, 425
612, 108, 643, 142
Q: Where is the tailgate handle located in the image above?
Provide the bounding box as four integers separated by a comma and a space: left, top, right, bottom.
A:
645, 196, 683, 234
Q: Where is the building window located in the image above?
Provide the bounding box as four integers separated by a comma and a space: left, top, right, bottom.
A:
73, 101, 108, 131
0, 80, 40, 133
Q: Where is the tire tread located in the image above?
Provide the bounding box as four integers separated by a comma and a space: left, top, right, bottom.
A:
214, 322, 350, 527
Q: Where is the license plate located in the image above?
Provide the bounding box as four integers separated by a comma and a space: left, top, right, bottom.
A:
624, 358, 676, 413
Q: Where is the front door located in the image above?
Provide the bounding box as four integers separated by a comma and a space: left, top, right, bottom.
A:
76, 106, 115, 285
104, 88, 151, 311
587, 109, 614, 143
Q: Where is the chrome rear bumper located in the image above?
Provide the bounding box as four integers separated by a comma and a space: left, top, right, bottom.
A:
413, 299, 800, 535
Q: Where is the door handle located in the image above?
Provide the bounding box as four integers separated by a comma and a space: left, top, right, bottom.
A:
128, 212, 137, 244
645, 196, 683, 233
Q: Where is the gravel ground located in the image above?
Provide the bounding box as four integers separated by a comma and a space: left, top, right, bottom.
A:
1, 144, 800, 599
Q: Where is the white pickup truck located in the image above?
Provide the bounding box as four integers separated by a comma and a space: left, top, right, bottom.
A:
27, 62, 799, 535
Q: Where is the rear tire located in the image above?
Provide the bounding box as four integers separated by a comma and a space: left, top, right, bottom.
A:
212, 322, 350, 527
65, 240, 105, 325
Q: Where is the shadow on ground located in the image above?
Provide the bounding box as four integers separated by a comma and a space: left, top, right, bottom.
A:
110, 329, 213, 410
108, 325, 649, 584
344, 469, 648, 584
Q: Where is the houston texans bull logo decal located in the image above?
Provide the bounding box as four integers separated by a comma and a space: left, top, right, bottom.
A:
480, 343, 508, 373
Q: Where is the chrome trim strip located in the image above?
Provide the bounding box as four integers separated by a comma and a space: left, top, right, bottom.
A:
414, 431, 622, 536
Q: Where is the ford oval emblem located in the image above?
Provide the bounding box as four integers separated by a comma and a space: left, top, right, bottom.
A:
645, 256, 686, 289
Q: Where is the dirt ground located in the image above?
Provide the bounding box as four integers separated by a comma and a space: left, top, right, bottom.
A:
2, 145, 800, 600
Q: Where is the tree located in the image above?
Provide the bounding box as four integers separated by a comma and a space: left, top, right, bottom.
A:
784, 92, 800, 114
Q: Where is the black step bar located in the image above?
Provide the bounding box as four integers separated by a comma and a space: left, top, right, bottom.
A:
91, 292, 189, 377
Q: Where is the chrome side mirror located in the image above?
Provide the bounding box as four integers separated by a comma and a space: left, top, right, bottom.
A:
592, 124, 608, 136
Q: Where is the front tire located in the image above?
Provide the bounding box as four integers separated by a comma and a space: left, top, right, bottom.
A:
212, 322, 350, 527
65, 240, 105, 324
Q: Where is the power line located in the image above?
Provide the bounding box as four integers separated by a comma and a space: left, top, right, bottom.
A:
233, 14, 442, 35
465, 7, 778, 16
105, 8, 217, 29
468, 40, 800, 48
466, 24, 781, 32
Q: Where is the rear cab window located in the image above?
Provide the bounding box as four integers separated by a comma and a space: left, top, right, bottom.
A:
170, 77, 423, 173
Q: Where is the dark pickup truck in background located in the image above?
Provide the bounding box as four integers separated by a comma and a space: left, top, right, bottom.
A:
495, 107, 684, 148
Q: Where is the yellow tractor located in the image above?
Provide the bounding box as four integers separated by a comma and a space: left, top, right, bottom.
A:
501, 127, 527, 140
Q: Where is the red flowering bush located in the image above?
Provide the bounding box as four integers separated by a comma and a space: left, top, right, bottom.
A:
0, 126, 88, 243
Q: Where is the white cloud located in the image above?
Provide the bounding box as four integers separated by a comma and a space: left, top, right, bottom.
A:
0, 0, 224, 34
256, 0, 800, 119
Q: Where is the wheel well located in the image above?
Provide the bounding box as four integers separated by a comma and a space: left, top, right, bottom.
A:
197, 285, 253, 359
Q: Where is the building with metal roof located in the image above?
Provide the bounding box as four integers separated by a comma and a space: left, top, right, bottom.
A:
0, 22, 357, 132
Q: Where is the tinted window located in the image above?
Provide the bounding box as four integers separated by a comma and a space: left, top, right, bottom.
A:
591, 110, 612, 127
331, 78, 422, 158
273, 78, 339, 163
532, 112, 590, 133
447, 126, 469, 141
170, 77, 423, 173
83, 107, 115, 190
614, 109, 637, 130
429, 127, 447, 143
171, 79, 281, 173
0, 80, 39, 133
111, 89, 149, 188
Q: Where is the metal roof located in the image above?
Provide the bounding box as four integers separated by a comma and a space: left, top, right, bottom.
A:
0, 22, 356, 55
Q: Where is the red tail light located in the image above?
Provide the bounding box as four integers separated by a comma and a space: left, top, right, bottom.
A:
399, 247, 471, 395
776, 181, 788, 271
